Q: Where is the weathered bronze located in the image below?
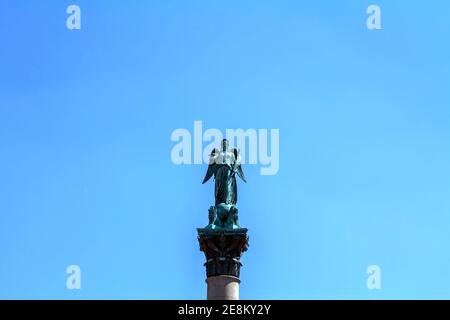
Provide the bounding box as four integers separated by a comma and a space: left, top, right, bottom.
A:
201, 139, 246, 230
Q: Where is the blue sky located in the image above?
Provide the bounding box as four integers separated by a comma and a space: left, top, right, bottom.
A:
0, 1, 449, 299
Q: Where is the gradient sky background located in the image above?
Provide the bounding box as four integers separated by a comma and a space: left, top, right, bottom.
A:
1, 1, 449, 299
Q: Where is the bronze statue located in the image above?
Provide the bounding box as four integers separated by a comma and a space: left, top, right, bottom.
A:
202, 139, 246, 230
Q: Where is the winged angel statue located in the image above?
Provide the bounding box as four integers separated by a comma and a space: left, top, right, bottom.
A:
202, 139, 246, 230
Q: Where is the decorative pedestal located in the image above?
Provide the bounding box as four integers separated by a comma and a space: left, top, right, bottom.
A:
197, 228, 249, 300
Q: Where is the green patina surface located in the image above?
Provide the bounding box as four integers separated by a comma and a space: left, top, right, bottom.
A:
202, 139, 246, 230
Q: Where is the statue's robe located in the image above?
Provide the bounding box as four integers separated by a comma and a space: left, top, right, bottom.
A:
214, 165, 237, 205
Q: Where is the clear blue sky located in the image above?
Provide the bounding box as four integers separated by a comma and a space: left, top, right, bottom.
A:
0, 1, 449, 299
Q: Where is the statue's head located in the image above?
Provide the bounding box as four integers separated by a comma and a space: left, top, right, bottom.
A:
222, 139, 229, 151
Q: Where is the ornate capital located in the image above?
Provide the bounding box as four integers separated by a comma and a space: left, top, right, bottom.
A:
197, 229, 249, 278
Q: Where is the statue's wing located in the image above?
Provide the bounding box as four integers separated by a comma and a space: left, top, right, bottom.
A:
236, 164, 246, 182
202, 148, 218, 184
233, 148, 247, 183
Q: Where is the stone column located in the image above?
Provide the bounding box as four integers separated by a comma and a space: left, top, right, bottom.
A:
197, 229, 249, 300
206, 275, 240, 300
